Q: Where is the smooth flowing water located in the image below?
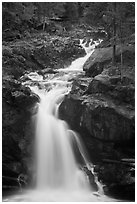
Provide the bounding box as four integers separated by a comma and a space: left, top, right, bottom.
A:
3, 39, 117, 202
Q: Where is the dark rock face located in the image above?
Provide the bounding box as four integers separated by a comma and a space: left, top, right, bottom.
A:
59, 70, 135, 200
2, 75, 39, 192
94, 161, 135, 201
60, 73, 134, 143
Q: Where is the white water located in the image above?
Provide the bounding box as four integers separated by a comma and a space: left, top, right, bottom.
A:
35, 87, 94, 196
59, 38, 102, 73
3, 39, 117, 202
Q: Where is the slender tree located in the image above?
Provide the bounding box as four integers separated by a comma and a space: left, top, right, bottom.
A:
112, 2, 116, 66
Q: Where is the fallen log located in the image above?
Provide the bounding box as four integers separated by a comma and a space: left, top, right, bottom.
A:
121, 158, 135, 163
102, 159, 135, 167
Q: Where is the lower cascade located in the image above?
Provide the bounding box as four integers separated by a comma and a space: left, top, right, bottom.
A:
33, 87, 96, 201
36, 88, 91, 191
3, 39, 117, 202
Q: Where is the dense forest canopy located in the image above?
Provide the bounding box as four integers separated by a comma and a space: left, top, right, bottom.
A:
3, 2, 134, 67
2, 2, 135, 32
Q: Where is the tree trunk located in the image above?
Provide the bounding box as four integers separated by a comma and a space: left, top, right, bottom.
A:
103, 159, 135, 167
120, 44, 123, 79
43, 17, 46, 31
120, 20, 123, 80
112, 3, 116, 65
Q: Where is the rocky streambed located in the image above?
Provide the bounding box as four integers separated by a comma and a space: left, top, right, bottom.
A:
2, 31, 135, 201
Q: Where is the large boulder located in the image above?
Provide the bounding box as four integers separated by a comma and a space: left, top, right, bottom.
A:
60, 93, 134, 143
83, 45, 135, 77
59, 72, 135, 160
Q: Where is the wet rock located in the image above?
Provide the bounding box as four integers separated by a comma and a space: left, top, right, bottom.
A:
11, 89, 39, 110
87, 74, 135, 105
3, 76, 39, 110
71, 77, 92, 94
2, 74, 38, 192
96, 163, 135, 200
60, 92, 134, 143
37, 68, 58, 76
87, 75, 114, 94
107, 183, 135, 201
2, 125, 23, 192
82, 166, 98, 191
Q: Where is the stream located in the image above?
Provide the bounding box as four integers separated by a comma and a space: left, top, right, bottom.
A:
3, 39, 119, 202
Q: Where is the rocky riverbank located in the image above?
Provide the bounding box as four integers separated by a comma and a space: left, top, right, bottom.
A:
59, 38, 135, 200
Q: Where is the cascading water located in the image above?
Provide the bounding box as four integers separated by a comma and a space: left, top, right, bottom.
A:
3, 39, 117, 202
59, 38, 99, 72
35, 88, 92, 192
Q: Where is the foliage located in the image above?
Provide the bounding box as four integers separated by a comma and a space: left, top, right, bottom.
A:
34, 3, 65, 23
83, 2, 108, 26
103, 2, 135, 76
2, 2, 135, 43
103, 2, 135, 40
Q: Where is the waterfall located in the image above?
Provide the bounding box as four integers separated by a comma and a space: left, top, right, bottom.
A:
28, 39, 105, 200
3, 39, 117, 201
58, 38, 98, 73
35, 88, 92, 192
32, 39, 98, 192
